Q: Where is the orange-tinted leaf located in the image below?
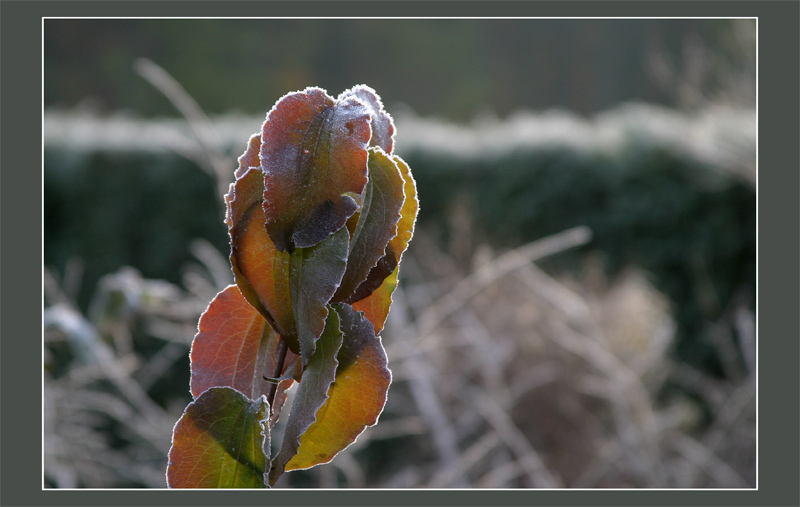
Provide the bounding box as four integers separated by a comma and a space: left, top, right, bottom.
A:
348, 154, 418, 332
333, 148, 405, 303
190, 285, 299, 413
226, 166, 296, 348
351, 266, 399, 335
290, 225, 349, 366
285, 303, 391, 472
269, 308, 344, 485
260, 87, 372, 252
167, 387, 269, 488
338, 85, 395, 153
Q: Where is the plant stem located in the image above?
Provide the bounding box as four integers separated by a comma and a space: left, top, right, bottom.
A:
267, 339, 289, 414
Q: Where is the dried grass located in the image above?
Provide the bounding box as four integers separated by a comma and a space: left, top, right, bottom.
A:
43, 225, 756, 488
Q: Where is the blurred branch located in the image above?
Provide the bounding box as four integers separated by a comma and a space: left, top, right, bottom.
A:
189, 238, 233, 292
428, 432, 501, 488
44, 267, 76, 309
473, 391, 562, 488
672, 433, 749, 488
389, 284, 467, 487
407, 226, 592, 344
133, 58, 233, 198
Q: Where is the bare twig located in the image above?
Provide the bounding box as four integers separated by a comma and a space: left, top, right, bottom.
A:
406, 226, 592, 344
389, 285, 467, 487
133, 58, 233, 198
427, 432, 501, 488
473, 392, 562, 488
190, 238, 233, 292
672, 433, 750, 488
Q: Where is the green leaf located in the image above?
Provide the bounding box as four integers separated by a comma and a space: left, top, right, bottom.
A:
260, 87, 373, 252
333, 148, 405, 303
290, 225, 349, 366
226, 165, 296, 348
167, 387, 269, 488
269, 309, 344, 485
284, 303, 391, 472
190, 285, 299, 424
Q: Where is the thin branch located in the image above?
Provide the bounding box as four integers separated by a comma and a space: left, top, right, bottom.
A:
473, 391, 562, 488
405, 226, 592, 344
133, 58, 233, 198
267, 338, 289, 415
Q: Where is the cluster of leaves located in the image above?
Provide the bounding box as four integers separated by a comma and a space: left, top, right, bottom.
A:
166, 85, 418, 488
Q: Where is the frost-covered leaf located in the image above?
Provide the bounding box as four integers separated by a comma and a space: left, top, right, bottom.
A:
350, 154, 418, 333
338, 85, 395, 153
167, 387, 269, 488
234, 132, 261, 180
385, 155, 418, 258
260, 87, 372, 252
171, 84, 413, 489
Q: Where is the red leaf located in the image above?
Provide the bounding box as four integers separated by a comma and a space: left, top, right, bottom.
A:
190, 285, 299, 408
260, 87, 372, 252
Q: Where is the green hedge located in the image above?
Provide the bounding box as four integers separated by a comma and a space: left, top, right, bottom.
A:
44, 149, 230, 309
44, 112, 756, 379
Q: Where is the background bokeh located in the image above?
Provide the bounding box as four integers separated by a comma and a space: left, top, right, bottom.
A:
45, 19, 755, 119
43, 18, 756, 489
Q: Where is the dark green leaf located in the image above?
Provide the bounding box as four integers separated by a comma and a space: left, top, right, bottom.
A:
290, 225, 349, 365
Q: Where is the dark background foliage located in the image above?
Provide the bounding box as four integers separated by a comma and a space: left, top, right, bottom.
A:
44, 19, 752, 120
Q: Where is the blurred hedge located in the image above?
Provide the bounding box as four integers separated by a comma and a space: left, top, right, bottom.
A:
405, 144, 754, 377
44, 105, 755, 378
44, 150, 229, 305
